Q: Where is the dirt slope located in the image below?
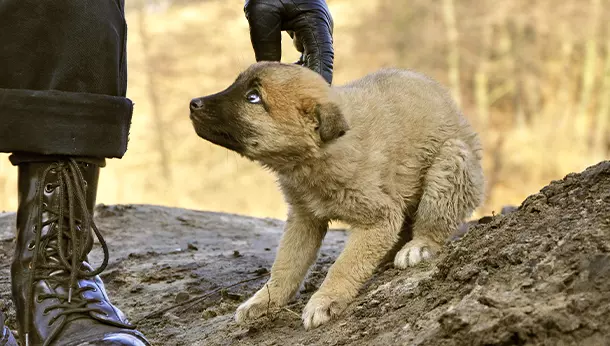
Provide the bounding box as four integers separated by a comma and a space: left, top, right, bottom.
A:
1, 161, 609, 345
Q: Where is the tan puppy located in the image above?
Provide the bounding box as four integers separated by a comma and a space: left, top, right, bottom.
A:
189, 62, 485, 330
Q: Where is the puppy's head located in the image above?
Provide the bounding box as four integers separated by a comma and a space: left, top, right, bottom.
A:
189, 62, 349, 168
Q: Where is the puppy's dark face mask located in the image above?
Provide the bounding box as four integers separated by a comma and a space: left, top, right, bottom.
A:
189, 62, 349, 167
189, 74, 260, 154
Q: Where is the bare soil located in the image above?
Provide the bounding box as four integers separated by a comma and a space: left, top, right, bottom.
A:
1, 160, 609, 346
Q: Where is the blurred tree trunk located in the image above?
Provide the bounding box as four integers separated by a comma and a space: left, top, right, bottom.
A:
510, 20, 527, 129
489, 22, 516, 126
484, 133, 505, 212
442, 0, 462, 107
577, 0, 602, 137
136, 0, 173, 185
557, 22, 575, 129
593, 37, 610, 156
475, 22, 492, 129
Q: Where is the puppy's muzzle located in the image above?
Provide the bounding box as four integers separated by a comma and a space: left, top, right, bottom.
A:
188, 95, 251, 154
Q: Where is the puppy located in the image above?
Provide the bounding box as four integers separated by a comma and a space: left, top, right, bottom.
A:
189, 62, 485, 330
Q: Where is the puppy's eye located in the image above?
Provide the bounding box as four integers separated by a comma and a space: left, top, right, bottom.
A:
246, 90, 262, 104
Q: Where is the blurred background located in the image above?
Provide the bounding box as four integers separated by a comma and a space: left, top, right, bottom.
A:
1, 0, 609, 221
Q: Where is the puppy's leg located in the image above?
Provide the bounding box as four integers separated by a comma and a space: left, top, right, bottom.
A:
235, 208, 328, 323
302, 217, 402, 330
394, 138, 484, 268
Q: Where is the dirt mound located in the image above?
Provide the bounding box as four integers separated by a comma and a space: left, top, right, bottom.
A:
1, 161, 609, 345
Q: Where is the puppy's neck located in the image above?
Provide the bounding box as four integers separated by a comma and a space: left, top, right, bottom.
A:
259, 149, 324, 176
270, 143, 357, 193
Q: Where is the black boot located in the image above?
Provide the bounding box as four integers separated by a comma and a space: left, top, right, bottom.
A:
11, 158, 150, 346
0, 311, 17, 346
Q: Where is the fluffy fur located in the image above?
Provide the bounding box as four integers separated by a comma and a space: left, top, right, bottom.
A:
189, 61, 485, 330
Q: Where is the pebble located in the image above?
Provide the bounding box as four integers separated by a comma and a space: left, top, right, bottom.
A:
175, 291, 190, 303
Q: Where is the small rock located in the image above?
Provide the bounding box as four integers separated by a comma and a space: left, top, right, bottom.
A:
476, 270, 489, 285
550, 311, 581, 332
202, 309, 218, 320
478, 216, 494, 224
588, 254, 610, 281
253, 267, 268, 275
175, 291, 190, 303
301, 281, 317, 293
521, 279, 534, 288
166, 313, 181, 321
230, 327, 250, 339
187, 243, 199, 251
501, 205, 518, 215
233, 250, 242, 258
220, 289, 242, 301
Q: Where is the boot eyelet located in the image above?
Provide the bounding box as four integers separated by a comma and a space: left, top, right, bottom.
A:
44, 183, 54, 193
36, 296, 43, 303
42, 202, 48, 208
28, 241, 35, 250
83, 181, 88, 188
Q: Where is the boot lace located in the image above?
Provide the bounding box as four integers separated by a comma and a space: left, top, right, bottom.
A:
24, 159, 110, 346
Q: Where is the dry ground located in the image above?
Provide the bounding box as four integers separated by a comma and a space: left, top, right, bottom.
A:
1, 161, 608, 345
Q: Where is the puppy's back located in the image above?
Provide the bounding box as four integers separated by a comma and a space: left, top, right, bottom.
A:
335, 68, 478, 153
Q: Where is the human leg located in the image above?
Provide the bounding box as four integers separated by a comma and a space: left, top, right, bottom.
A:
0, 1, 150, 345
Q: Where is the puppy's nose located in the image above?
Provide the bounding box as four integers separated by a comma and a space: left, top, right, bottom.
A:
190, 98, 204, 111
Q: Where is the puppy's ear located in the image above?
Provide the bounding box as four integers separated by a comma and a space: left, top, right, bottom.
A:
315, 102, 349, 143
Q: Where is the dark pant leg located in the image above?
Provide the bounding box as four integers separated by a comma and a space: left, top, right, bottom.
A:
0, 0, 132, 159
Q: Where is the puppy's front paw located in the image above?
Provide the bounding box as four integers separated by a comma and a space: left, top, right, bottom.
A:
394, 237, 440, 269
235, 288, 277, 324
302, 292, 348, 330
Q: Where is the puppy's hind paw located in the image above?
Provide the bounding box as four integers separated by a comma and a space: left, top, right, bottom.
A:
394, 237, 439, 269
302, 292, 348, 330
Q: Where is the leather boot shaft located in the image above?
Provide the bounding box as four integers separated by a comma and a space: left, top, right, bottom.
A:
12, 160, 99, 287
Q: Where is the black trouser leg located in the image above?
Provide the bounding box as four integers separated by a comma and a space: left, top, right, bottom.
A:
0, 0, 132, 158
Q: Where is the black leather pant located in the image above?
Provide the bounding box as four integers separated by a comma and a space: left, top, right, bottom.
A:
0, 0, 132, 159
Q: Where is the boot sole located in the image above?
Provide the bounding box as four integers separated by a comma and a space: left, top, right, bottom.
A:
0, 325, 17, 346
